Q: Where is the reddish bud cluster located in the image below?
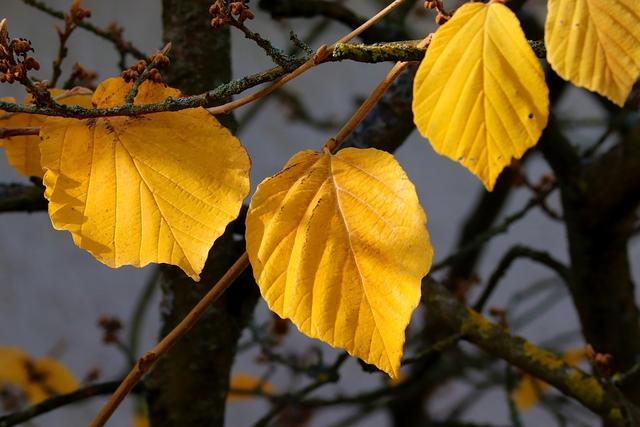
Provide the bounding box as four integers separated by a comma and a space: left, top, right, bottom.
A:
67, 63, 98, 88
121, 50, 169, 84
586, 345, 613, 378
0, 20, 41, 84
209, 0, 255, 28
98, 315, 123, 344
423, 0, 450, 25
67, 0, 92, 25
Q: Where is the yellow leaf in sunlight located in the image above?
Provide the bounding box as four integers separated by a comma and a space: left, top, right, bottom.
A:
228, 373, 273, 401
0, 89, 93, 177
412, 2, 549, 191
545, 0, 640, 106
0, 346, 79, 404
245, 148, 433, 378
39, 78, 250, 280
512, 347, 587, 410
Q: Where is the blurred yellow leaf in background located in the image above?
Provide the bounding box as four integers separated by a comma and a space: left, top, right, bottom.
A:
0, 346, 78, 404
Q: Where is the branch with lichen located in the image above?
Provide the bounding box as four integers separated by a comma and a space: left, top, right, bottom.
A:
424, 279, 636, 426
0, 39, 546, 121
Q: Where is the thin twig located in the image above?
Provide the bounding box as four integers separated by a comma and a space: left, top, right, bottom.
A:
0, 39, 545, 119
21, 0, 146, 60
324, 37, 430, 153
0, 126, 40, 138
252, 353, 349, 427
127, 267, 161, 362
431, 185, 557, 273
402, 332, 462, 365
473, 245, 570, 312
231, 19, 292, 67
0, 381, 143, 427
90, 253, 250, 427
206, 0, 409, 116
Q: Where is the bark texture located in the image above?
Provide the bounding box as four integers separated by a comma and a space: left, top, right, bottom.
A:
146, 2, 259, 426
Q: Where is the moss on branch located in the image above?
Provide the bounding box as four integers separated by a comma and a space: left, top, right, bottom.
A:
0, 41, 546, 119
424, 279, 637, 425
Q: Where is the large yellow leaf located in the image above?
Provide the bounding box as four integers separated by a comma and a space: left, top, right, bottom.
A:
0, 346, 79, 404
412, 2, 549, 191
0, 89, 92, 177
40, 78, 250, 280
246, 148, 433, 377
545, 0, 640, 106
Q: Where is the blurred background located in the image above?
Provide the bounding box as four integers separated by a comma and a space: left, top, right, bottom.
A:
1, 0, 634, 425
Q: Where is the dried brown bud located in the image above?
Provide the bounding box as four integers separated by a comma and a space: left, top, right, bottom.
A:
424, 0, 438, 9
149, 68, 163, 83
98, 315, 123, 344
0, 19, 8, 44
84, 367, 102, 383
586, 345, 613, 378
209, 3, 222, 16
121, 68, 138, 83
230, 1, 244, 15
67, 63, 98, 88
239, 9, 255, 22
13, 63, 25, 80
134, 60, 147, 74
70, 0, 92, 21
11, 38, 32, 55
210, 17, 227, 28
23, 56, 40, 71
149, 52, 170, 67
435, 12, 448, 25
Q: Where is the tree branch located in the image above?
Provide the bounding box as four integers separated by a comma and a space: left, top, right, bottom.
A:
424, 279, 634, 425
0, 381, 144, 427
21, 0, 146, 60
0, 127, 39, 138
0, 39, 546, 120
0, 183, 46, 213
473, 245, 570, 311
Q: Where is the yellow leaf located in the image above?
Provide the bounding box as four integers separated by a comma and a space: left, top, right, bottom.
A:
412, 2, 549, 191
0, 346, 79, 404
40, 78, 250, 280
545, 0, 640, 106
512, 374, 548, 411
0, 89, 92, 177
228, 373, 273, 401
246, 148, 433, 378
